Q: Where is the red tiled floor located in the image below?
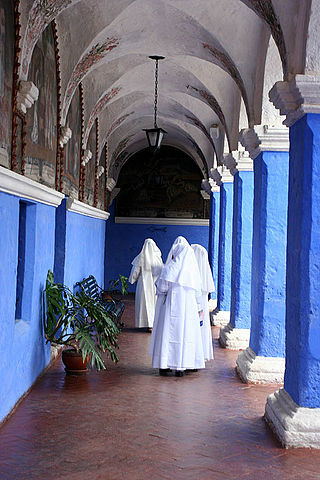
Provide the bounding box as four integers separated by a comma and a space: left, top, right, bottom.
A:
1, 296, 320, 479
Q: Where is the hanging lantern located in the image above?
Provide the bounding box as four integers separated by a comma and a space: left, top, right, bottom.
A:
143, 55, 167, 150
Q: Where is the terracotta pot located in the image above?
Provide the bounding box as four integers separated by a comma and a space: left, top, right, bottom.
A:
62, 349, 89, 374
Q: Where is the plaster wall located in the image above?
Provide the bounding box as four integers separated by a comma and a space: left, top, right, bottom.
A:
105, 206, 209, 293
217, 183, 234, 311
250, 151, 289, 358
56, 200, 106, 290
285, 114, 320, 408
0, 192, 55, 422
230, 171, 254, 329
208, 191, 220, 299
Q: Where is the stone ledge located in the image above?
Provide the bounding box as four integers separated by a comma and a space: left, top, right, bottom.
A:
236, 347, 285, 384
0, 166, 64, 207
66, 198, 110, 220
219, 324, 250, 350
265, 388, 320, 448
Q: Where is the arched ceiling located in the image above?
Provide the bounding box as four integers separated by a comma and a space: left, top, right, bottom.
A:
19, 0, 310, 179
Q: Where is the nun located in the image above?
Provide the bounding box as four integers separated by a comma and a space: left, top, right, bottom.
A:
129, 238, 163, 330
191, 244, 215, 361
149, 236, 205, 376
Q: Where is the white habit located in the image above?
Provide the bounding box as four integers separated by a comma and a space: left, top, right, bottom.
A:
149, 236, 205, 370
191, 244, 215, 361
129, 238, 163, 328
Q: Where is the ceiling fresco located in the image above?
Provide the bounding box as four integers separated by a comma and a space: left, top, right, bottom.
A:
17, 0, 310, 184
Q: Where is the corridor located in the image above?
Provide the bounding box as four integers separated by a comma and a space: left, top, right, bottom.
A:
1, 297, 320, 480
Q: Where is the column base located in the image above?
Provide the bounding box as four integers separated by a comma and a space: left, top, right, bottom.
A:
219, 324, 250, 350
265, 388, 320, 448
236, 347, 285, 384
211, 310, 230, 326
50, 345, 63, 362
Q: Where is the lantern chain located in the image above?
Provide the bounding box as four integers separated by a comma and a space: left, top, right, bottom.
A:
154, 59, 158, 128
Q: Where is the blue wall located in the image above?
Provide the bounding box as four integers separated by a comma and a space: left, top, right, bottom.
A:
208, 191, 220, 299
217, 182, 233, 311
250, 151, 288, 358
105, 205, 209, 292
230, 171, 254, 329
0, 192, 56, 422
285, 114, 320, 408
54, 199, 106, 290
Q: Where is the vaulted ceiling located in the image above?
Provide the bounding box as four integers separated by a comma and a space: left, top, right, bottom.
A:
19, 0, 310, 180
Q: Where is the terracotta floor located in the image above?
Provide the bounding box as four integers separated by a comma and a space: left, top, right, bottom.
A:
1, 297, 320, 480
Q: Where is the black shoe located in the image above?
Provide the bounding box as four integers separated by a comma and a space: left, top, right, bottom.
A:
186, 369, 198, 373
159, 369, 170, 376
175, 371, 184, 377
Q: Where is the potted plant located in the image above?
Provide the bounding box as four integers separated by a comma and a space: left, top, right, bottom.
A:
104, 274, 129, 301
43, 270, 120, 373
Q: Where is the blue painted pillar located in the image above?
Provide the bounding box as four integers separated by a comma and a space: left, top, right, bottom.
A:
264, 79, 320, 448
284, 113, 320, 408
249, 150, 288, 358
211, 169, 234, 326
220, 158, 254, 349
208, 187, 220, 301
236, 125, 289, 383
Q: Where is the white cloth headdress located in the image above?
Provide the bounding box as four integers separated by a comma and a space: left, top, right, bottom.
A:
131, 238, 162, 271
191, 244, 215, 294
159, 236, 201, 290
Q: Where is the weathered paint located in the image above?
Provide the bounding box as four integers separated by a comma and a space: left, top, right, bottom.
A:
105, 205, 209, 293
230, 171, 254, 329
249, 150, 288, 358
217, 182, 233, 311
0, 191, 56, 422
285, 114, 320, 408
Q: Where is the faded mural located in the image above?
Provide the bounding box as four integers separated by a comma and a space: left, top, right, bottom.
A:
116, 146, 207, 219
0, 1, 14, 168
64, 85, 81, 198
83, 122, 96, 206
25, 23, 57, 187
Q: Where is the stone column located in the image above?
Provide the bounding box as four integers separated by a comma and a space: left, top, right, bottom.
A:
219, 152, 254, 349
264, 75, 320, 448
207, 180, 220, 308
210, 167, 234, 326
236, 125, 289, 383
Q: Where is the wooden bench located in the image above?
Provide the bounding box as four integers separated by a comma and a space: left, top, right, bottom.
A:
76, 275, 125, 329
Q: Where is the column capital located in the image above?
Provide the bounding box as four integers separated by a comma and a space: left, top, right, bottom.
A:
222, 153, 238, 176
81, 149, 92, 166
106, 177, 116, 192
16, 80, 39, 114
60, 126, 72, 148
209, 167, 222, 186
200, 189, 210, 200
239, 125, 289, 160
269, 74, 320, 127
236, 150, 254, 172
208, 178, 220, 193
201, 179, 211, 195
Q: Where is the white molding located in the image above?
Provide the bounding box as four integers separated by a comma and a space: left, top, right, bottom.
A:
269, 75, 320, 127
219, 324, 250, 350
265, 388, 320, 448
0, 166, 64, 206
211, 310, 230, 326
66, 198, 110, 220
236, 347, 285, 384
115, 217, 209, 226
239, 126, 289, 160
236, 151, 254, 172
209, 178, 220, 193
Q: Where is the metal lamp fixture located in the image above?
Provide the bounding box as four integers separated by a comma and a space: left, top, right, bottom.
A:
144, 55, 166, 150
